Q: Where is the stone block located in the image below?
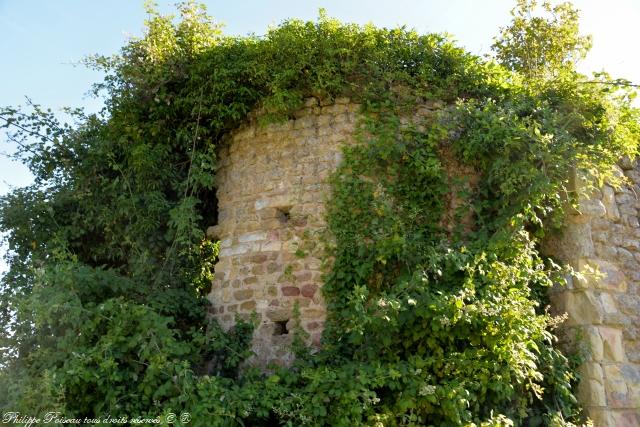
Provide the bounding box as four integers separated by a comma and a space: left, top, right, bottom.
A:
281, 286, 300, 296
579, 362, 604, 384
595, 243, 619, 260
306, 321, 322, 331
609, 411, 640, 427
624, 342, 640, 364
542, 222, 594, 264
578, 259, 627, 292
254, 198, 269, 210
623, 215, 640, 228
207, 225, 222, 239
222, 289, 232, 304
616, 192, 637, 205
304, 97, 319, 107
591, 229, 610, 244
302, 308, 325, 319
586, 409, 612, 426
240, 301, 257, 311
294, 271, 312, 282
629, 382, 640, 410
260, 241, 282, 252
618, 248, 636, 266
602, 185, 621, 221
250, 253, 268, 263
577, 198, 607, 218
599, 293, 619, 315
266, 262, 280, 274
219, 243, 251, 257
243, 276, 258, 285
266, 309, 290, 322
301, 284, 318, 298
564, 291, 604, 326
296, 298, 311, 308
300, 115, 319, 129
578, 378, 606, 407
234, 289, 254, 301
598, 327, 626, 362
585, 327, 605, 362
605, 365, 631, 408
619, 206, 639, 217
619, 156, 636, 170
239, 231, 267, 243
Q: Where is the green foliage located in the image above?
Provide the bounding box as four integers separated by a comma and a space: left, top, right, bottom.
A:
492, 0, 592, 80
1, 1, 638, 426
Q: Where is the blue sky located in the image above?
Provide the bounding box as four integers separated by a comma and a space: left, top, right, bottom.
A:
0, 0, 639, 262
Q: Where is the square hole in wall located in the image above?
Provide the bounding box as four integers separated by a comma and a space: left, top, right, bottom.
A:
273, 320, 289, 335
276, 206, 292, 224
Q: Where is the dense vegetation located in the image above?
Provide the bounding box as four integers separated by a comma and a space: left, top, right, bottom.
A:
1, 1, 638, 425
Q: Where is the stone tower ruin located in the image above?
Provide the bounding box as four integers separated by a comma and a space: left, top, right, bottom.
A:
207, 98, 640, 425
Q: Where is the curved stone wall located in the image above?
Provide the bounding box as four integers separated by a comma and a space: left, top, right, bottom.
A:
207, 98, 639, 422
207, 97, 358, 366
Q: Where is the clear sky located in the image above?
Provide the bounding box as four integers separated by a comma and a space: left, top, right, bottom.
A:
1, 0, 639, 269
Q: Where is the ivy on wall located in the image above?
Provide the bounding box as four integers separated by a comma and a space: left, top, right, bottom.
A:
0, 1, 638, 426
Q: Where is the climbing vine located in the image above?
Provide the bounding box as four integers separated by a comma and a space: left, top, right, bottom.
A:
1, 1, 638, 426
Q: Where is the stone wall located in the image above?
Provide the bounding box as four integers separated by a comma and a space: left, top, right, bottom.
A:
545, 163, 640, 426
207, 97, 358, 367
207, 97, 639, 422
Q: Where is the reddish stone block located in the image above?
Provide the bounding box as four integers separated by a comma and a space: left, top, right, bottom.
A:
306, 321, 320, 331
301, 284, 318, 298
282, 286, 300, 296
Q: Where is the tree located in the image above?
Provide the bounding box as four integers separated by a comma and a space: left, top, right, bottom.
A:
492, 0, 592, 80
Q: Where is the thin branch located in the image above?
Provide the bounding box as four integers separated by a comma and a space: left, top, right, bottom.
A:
580, 80, 640, 88
185, 87, 205, 199
3, 128, 40, 158
0, 116, 58, 146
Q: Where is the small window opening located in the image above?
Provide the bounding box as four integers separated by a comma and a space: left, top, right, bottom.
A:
273, 320, 289, 335
276, 206, 292, 224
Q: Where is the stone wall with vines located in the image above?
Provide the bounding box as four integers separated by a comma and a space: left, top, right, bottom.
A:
1, 3, 639, 425
207, 98, 358, 366
545, 163, 640, 426
209, 97, 640, 425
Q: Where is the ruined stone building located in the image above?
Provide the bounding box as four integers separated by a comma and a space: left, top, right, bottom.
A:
206, 98, 639, 426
